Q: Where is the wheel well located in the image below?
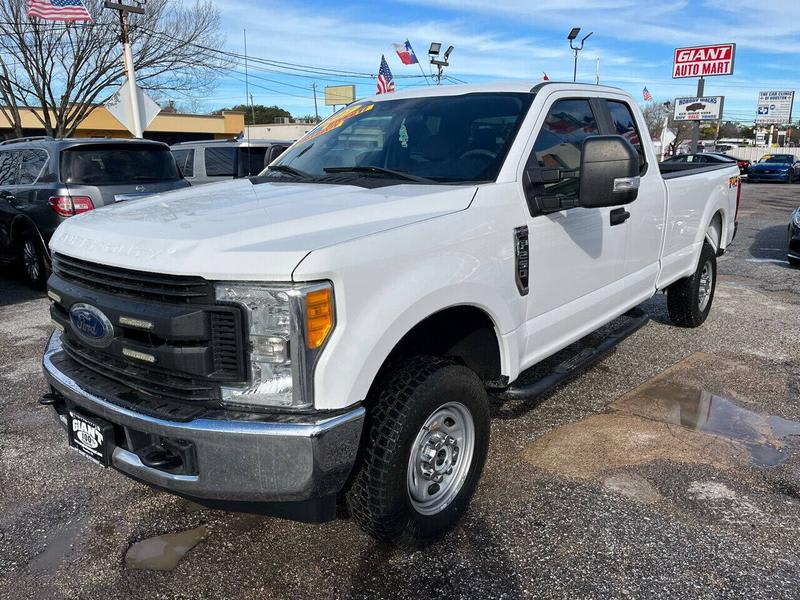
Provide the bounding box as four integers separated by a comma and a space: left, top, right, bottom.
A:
368, 306, 502, 398
705, 211, 723, 253
10, 216, 40, 246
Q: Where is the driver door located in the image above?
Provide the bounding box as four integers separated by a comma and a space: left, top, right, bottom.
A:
517, 96, 628, 367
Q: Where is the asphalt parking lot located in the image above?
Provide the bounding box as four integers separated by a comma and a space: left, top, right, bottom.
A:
0, 183, 798, 600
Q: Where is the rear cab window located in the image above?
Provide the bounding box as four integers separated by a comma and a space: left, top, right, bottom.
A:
61, 144, 182, 185
605, 100, 646, 172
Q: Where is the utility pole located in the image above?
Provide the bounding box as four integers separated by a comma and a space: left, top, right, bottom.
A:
249, 93, 256, 125
312, 83, 320, 122
690, 76, 704, 153
104, 2, 145, 138
595, 58, 600, 85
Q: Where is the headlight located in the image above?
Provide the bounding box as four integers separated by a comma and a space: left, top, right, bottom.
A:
793, 209, 800, 228
215, 282, 335, 410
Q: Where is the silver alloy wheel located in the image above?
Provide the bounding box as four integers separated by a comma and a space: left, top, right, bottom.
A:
23, 239, 40, 282
406, 401, 475, 516
698, 258, 713, 312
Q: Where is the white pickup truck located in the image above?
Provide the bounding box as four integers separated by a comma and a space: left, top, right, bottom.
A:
42, 82, 740, 548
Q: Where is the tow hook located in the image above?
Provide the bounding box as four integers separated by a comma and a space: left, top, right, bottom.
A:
39, 391, 64, 407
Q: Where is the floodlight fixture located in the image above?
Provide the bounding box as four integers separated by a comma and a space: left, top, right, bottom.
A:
568, 28, 593, 82
444, 45, 454, 61
429, 42, 441, 56
429, 42, 454, 85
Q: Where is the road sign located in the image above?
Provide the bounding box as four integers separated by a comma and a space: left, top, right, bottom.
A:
105, 80, 161, 136
673, 96, 724, 121
324, 85, 356, 106
755, 91, 794, 125
672, 43, 735, 78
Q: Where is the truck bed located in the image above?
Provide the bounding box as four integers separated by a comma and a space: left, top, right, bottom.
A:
658, 162, 735, 179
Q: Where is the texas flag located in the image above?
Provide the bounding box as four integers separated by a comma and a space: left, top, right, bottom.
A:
392, 40, 419, 65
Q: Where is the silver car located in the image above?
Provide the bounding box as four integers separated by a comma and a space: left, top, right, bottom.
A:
171, 138, 291, 186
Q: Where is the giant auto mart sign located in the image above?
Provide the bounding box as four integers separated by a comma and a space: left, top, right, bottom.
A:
673, 43, 736, 78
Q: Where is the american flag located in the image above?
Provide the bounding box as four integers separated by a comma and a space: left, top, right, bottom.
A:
642, 86, 653, 102
27, 0, 92, 22
376, 55, 395, 95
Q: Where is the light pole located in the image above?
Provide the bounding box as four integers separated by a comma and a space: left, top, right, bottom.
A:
567, 27, 593, 83
104, 1, 146, 138
429, 43, 454, 85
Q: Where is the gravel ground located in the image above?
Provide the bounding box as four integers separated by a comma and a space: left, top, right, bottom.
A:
0, 183, 798, 599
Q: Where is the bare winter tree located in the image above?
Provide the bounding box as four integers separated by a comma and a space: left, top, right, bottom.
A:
640, 101, 694, 155
0, 0, 231, 138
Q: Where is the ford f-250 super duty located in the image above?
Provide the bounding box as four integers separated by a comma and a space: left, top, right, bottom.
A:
41, 82, 740, 548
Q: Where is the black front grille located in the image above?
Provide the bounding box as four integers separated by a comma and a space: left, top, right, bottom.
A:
53, 253, 212, 304
50, 254, 249, 408
63, 337, 221, 403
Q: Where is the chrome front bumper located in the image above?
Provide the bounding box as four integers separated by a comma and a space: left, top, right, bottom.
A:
43, 331, 364, 520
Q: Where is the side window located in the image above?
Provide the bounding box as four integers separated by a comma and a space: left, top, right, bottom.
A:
204, 147, 236, 177
0, 150, 19, 185
18, 149, 48, 185
529, 99, 599, 201
606, 101, 645, 171
172, 148, 195, 177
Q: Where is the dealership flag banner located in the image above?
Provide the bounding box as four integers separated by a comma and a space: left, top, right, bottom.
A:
393, 40, 419, 65
27, 0, 92, 21
642, 87, 653, 102
376, 55, 395, 94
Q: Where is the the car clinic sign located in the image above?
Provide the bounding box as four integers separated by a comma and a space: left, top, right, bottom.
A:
673, 43, 736, 78
673, 96, 724, 121
755, 91, 795, 125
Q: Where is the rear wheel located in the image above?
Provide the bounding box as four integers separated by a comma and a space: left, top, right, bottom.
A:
20, 233, 48, 290
667, 242, 717, 328
789, 256, 800, 267
347, 356, 490, 549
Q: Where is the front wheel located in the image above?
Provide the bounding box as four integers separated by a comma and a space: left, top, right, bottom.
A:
667, 242, 717, 328
347, 356, 490, 549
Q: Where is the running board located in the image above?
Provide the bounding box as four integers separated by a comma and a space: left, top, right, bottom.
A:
494, 309, 650, 401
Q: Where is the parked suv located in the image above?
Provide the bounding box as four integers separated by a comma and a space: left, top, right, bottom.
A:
0, 137, 190, 289
171, 138, 291, 185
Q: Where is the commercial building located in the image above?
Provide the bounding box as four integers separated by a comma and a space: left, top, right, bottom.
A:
0, 106, 245, 145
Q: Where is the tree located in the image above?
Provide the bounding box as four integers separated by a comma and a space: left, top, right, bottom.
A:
0, 0, 231, 138
639, 101, 692, 154
214, 104, 291, 125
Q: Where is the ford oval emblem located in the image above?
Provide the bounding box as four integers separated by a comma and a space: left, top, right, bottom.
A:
69, 303, 115, 348
135, 185, 145, 192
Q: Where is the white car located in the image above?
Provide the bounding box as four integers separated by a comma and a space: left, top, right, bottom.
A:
42, 82, 740, 548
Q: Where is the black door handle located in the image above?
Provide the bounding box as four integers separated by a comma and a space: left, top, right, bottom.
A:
610, 207, 630, 226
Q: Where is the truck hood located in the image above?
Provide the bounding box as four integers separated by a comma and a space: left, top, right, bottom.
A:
49, 179, 477, 280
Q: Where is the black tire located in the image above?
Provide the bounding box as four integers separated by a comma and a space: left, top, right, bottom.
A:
789, 256, 800, 267
667, 242, 717, 328
19, 232, 49, 290
347, 356, 490, 549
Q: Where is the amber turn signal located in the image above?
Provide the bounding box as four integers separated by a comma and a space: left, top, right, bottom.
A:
306, 288, 333, 349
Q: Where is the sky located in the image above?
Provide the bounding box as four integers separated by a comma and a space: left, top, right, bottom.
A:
192, 0, 800, 123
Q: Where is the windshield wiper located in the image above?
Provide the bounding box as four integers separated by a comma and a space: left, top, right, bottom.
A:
267, 164, 311, 178
323, 165, 434, 183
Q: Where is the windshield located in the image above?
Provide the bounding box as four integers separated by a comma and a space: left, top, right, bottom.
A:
270, 92, 533, 184
760, 155, 793, 164
62, 145, 181, 185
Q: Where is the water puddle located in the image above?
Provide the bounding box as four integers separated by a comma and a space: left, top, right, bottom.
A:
613, 380, 800, 467
523, 353, 800, 478
124, 525, 208, 571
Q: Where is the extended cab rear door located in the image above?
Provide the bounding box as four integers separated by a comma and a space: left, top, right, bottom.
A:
597, 97, 666, 303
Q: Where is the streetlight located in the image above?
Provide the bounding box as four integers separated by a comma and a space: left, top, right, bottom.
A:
567, 27, 593, 83
429, 42, 454, 85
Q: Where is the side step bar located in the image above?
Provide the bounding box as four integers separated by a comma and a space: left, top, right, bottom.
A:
494, 309, 650, 401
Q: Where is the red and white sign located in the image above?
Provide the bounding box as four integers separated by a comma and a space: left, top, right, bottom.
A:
672, 43, 736, 79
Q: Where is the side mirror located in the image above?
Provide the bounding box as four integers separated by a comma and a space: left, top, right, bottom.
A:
579, 135, 640, 208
